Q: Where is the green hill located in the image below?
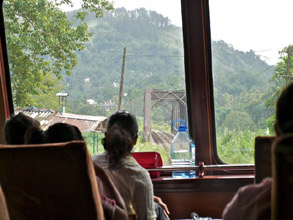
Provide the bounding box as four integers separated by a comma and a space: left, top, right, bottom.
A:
64, 7, 274, 130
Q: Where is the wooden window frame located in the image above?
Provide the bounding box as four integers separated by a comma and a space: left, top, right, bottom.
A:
182, 0, 219, 165
0, 0, 14, 144
182, 0, 253, 173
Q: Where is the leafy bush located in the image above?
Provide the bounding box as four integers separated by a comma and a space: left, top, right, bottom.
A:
217, 128, 268, 164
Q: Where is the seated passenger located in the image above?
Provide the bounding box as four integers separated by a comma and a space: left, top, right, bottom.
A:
24, 126, 48, 144
4, 112, 40, 144
45, 122, 83, 143
222, 82, 293, 220
92, 110, 170, 220
26, 122, 128, 220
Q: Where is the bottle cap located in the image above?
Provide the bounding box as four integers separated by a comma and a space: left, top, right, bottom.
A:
172, 119, 188, 132
178, 125, 187, 132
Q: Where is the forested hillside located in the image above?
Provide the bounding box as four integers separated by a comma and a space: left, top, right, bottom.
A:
212, 41, 274, 131
64, 8, 185, 117
63, 7, 274, 133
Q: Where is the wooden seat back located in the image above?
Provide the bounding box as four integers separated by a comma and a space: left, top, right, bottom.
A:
0, 185, 9, 220
254, 136, 276, 183
272, 134, 293, 220
128, 213, 137, 220
0, 141, 104, 220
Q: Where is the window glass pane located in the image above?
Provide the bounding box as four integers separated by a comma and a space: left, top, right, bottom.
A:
3, 0, 185, 164
210, 0, 292, 163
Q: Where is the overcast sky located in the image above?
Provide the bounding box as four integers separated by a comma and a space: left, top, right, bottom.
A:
63, 0, 293, 65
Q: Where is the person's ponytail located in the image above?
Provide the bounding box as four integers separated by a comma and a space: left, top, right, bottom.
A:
103, 124, 133, 169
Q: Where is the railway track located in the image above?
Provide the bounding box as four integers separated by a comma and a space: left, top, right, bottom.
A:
150, 129, 174, 152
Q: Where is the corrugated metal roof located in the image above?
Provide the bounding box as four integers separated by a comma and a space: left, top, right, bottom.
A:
15, 108, 56, 130
49, 113, 107, 133
15, 108, 107, 133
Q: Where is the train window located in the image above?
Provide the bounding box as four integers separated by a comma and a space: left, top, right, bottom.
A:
209, 0, 293, 164
2, 0, 186, 164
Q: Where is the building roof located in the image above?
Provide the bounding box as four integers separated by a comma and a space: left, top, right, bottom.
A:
49, 113, 107, 133
15, 108, 107, 133
15, 108, 56, 130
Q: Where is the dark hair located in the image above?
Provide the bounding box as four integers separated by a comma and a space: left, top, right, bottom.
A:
4, 112, 40, 144
276, 83, 293, 134
107, 110, 138, 139
104, 124, 133, 168
45, 123, 83, 143
103, 111, 138, 169
24, 127, 48, 144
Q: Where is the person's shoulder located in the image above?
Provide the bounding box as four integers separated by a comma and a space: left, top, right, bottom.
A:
92, 151, 107, 159
124, 156, 148, 171
222, 178, 272, 220
122, 156, 151, 179
260, 177, 272, 186
239, 177, 272, 195
230, 177, 272, 214
92, 152, 108, 166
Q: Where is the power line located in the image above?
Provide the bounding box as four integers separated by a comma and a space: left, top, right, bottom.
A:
215, 48, 282, 56
126, 54, 183, 57
256, 66, 274, 76
126, 47, 283, 57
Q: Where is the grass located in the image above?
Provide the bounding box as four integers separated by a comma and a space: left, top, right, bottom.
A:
82, 132, 105, 155
216, 128, 268, 164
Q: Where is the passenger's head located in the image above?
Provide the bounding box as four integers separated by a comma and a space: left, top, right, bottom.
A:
275, 83, 293, 135
107, 110, 138, 140
45, 123, 83, 143
4, 112, 40, 144
24, 127, 48, 144
103, 111, 138, 168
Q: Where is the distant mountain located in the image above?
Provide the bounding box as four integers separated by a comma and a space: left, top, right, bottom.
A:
64, 8, 274, 129
65, 8, 184, 113
211, 41, 274, 130
212, 40, 274, 95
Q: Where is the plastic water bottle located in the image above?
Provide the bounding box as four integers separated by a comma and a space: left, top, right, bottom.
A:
170, 119, 196, 178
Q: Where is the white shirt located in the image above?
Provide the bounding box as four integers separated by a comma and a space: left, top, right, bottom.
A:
92, 152, 156, 220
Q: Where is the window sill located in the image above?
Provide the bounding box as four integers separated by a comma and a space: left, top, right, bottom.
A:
152, 174, 254, 192
148, 164, 255, 177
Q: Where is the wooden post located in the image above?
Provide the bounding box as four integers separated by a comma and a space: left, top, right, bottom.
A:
118, 47, 126, 110
92, 132, 95, 154
286, 47, 291, 85
144, 89, 152, 140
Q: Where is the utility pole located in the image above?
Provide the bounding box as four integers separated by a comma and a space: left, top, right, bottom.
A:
118, 47, 126, 110
286, 47, 291, 85
279, 46, 293, 85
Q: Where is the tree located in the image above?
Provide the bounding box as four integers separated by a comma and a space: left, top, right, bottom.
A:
277, 46, 293, 85
31, 74, 65, 110
265, 45, 293, 130
220, 111, 255, 132
3, 0, 113, 107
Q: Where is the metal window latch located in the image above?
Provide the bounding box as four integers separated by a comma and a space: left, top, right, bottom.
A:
191, 212, 199, 220
199, 161, 205, 178
191, 212, 212, 220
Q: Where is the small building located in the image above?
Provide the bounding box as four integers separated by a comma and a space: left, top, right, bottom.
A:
15, 107, 108, 154
48, 112, 107, 133
15, 107, 107, 133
